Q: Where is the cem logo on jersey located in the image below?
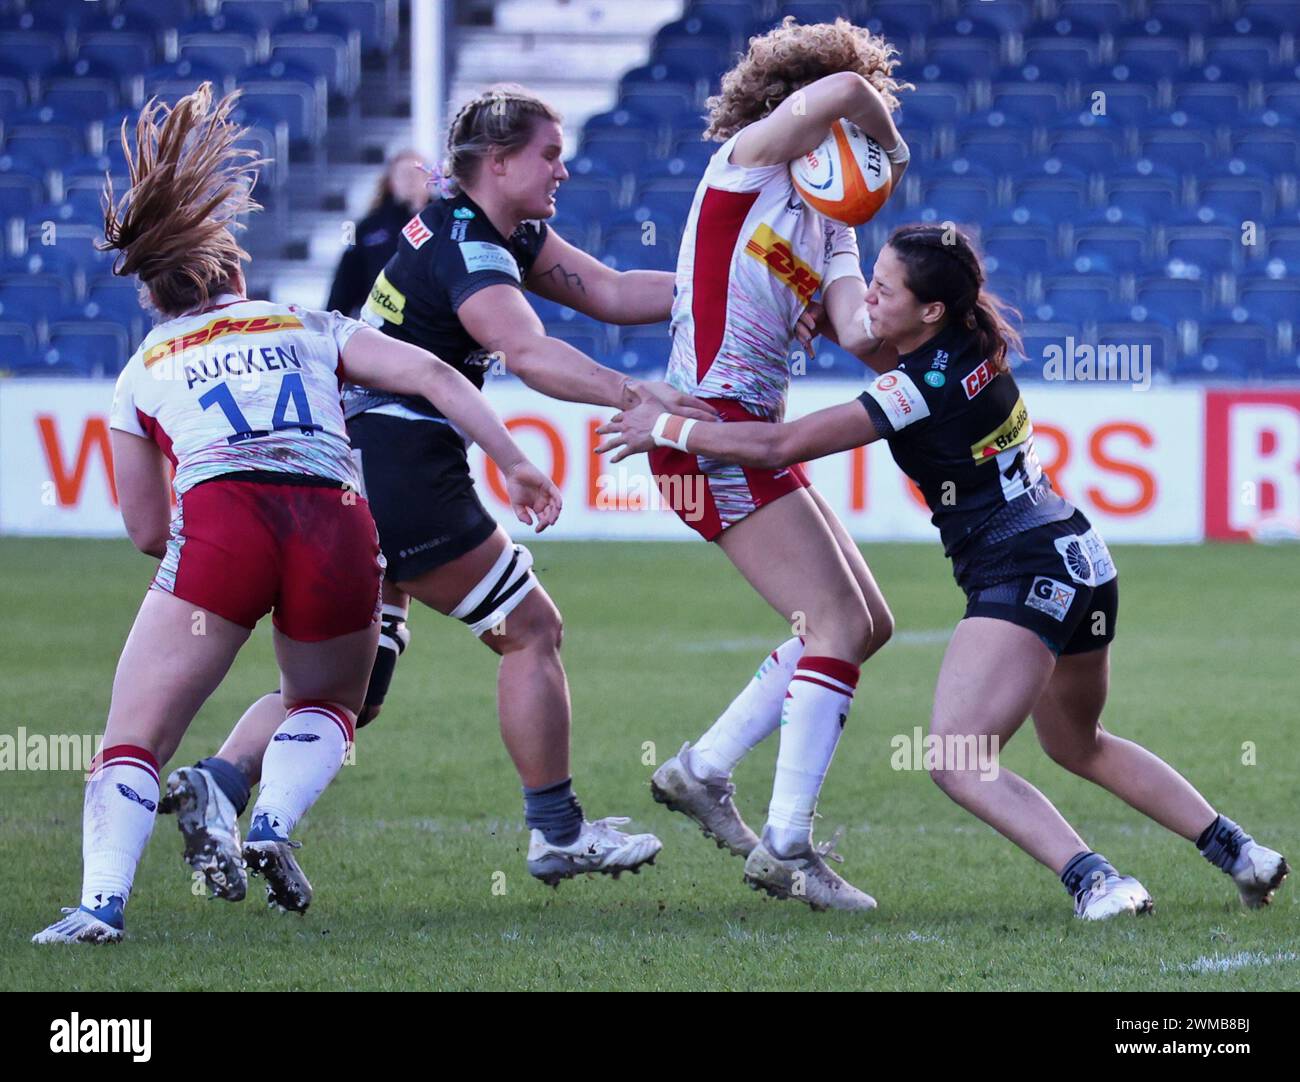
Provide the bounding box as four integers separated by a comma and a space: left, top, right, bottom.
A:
963, 358, 996, 399
744, 223, 821, 304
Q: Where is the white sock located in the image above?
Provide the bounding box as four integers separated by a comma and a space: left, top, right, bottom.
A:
81, 744, 160, 910
691, 636, 804, 778
765, 656, 859, 857
251, 702, 353, 839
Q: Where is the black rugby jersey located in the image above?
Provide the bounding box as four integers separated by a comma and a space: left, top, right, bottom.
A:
857, 323, 1073, 559
343, 191, 548, 420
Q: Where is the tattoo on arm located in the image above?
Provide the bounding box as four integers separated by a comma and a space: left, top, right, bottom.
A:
537, 262, 586, 296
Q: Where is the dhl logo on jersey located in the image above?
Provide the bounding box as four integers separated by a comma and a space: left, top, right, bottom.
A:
744, 223, 821, 304
143, 314, 303, 368
971, 397, 1032, 462
362, 270, 406, 326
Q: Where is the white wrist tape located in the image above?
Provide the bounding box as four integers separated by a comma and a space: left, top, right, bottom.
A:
650, 412, 697, 452
885, 138, 910, 165
823, 250, 865, 288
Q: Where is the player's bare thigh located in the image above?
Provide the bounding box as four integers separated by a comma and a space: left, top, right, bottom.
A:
106, 589, 251, 762
275, 620, 381, 716
715, 485, 873, 661
806, 484, 894, 655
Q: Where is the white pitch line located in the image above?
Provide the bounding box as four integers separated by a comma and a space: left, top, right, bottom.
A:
1161, 950, 1300, 974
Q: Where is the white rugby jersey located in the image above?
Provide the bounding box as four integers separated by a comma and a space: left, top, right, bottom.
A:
110, 295, 364, 495
665, 130, 861, 421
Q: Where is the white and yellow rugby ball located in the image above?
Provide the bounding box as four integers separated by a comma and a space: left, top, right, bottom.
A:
789, 119, 893, 226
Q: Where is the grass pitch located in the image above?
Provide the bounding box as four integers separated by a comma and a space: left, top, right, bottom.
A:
1, 537, 1296, 991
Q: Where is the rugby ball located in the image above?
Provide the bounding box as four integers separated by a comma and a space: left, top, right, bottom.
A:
789, 119, 893, 226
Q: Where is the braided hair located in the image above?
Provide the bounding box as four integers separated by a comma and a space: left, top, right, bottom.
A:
886, 223, 1023, 373
442, 84, 562, 194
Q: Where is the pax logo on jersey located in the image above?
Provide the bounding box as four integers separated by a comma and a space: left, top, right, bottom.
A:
143, 315, 303, 368
402, 214, 433, 249
865, 370, 930, 431
971, 397, 1031, 461
963, 359, 996, 399
743, 223, 822, 303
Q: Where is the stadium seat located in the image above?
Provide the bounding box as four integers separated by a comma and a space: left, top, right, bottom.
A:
1194, 166, 1276, 224
955, 113, 1034, 175
1136, 278, 1210, 325
1021, 38, 1098, 82
1165, 222, 1245, 274
982, 225, 1057, 275
919, 174, 997, 223
1082, 81, 1156, 129
1237, 276, 1300, 325
74, 11, 160, 76
1146, 0, 1216, 34
313, 0, 398, 55
1053, 1, 1126, 31
1115, 38, 1187, 81
601, 220, 679, 272
1177, 318, 1273, 381
0, 275, 74, 325
1203, 28, 1278, 77
271, 13, 361, 96
614, 324, 672, 374
4, 345, 87, 378
776, 2, 855, 25
2, 105, 86, 170
1232, 117, 1300, 175
990, 75, 1067, 128
1011, 170, 1090, 222
856, 1, 938, 40
1096, 319, 1175, 375
923, 38, 1000, 80
688, 2, 754, 39
575, 137, 650, 182
1074, 226, 1150, 273
896, 82, 968, 130
0, 12, 65, 78
39, 59, 123, 123
1140, 127, 1215, 174
1241, 1, 1300, 30
1046, 125, 1123, 177
1036, 275, 1118, 324
1105, 163, 1183, 220
1172, 84, 1246, 128
143, 59, 233, 106
236, 61, 326, 145
48, 323, 132, 376
0, 153, 45, 225
215, 0, 293, 34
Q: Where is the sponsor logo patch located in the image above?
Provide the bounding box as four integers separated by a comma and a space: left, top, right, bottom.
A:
963, 359, 996, 399
924, 370, 946, 387
362, 269, 406, 326
115, 783, 157, 811
1025, 576, 1076, 622
273, 732, 321, 742
452, 206, 475, 219
1055, 536, 1094, 585
971, 397, 1031, 462
865, 370, 931, 431
143, 314, 303, 368
743, 222, 821, 304
459, 241, 521, 280
402, 214, 433, 249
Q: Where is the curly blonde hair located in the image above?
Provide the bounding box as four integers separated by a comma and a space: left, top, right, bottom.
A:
704, 17, 911, 142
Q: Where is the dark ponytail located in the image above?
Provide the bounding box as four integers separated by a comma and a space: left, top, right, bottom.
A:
886, 223, 1022, 374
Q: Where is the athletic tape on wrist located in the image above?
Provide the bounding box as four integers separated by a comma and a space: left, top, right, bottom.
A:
650, 412, 697, 453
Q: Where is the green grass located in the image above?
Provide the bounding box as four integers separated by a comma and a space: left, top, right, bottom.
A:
1, 537, 1297, 991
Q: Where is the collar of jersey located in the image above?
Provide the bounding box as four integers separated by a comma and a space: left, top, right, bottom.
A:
184, 293, 247, 316
898, 323, 962, 366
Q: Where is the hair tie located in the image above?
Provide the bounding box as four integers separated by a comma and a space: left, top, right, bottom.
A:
416, 160, 455, 199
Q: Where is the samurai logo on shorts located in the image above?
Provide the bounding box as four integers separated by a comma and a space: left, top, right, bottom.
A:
1053, 529, 1118, 587
1025, 576, 1076, 622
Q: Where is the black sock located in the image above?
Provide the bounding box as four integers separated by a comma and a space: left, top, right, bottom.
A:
1060, 850, 1117, 897
523, 778, 584, 846
1197, 814, 1250, 872
197, 756, 250, 816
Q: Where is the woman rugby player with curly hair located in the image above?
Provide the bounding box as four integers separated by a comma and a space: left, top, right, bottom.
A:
593, 17, 916, 911
599, 223, 1289, 920
33, 84, 562, 941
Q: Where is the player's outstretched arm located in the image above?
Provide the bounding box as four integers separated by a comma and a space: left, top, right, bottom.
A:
528, 229, 674, 326
341, 327, 561, 530
111, 430, 171, 558
596, 399, 879, 469
458, 283, 718, 420
731, 72, 905, 175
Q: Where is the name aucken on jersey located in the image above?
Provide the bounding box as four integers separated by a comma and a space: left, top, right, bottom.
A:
141, 313, 307, 390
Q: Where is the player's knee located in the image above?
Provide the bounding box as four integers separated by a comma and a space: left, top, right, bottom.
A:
499, 596, 563, 655
864, 605, 895, 658
1040, 727, 1104, 774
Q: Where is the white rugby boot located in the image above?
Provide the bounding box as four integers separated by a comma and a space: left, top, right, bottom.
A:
160, 766, 246, 901
1230, 841, 1289, 909
650, 742, 759, 858
1074, 872, 1154, 921
32, 896, 125, 944
743, 828, 877, 912
526, 817, 662, 887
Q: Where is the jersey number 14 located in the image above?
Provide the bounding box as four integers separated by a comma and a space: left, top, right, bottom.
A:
198, 373, 321, 444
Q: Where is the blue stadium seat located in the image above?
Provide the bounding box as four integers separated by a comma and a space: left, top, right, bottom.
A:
1074, 226, 1150, 273
1165, 222, 1244, 273
0, 151, 45, 223
1136, 278, 1210, 324
119, 0, 192, 24
576, 137, 650, 181
643, 143, 715, 181
1014, 322, 1077, 379
855, 1, 938, 39
1082, 80, 1156, 129
5, 346, 88, 378
1053, 1, 1126, 31
620, 86, 698, 124
630, 185, 695, 228
1194, 165, 1276, 223
777, 2, 855, 24
0, 274, 74, 325
614, 324, 672, 374
622, 61, 702, 94
272, 13, 361, 96
1115, 37, 1188, 80
601, 225, 678, 273
1240, 1, 1300, 30
557, 177, 621, 224
923, 38, 999, 80
990, 78, 1066, 127
1036, 275, 1118, 324
1232, 116, 1300, 174
955, 112, 1033, 173
1140, 126, 1215, 174
313, 0, 397, 55
1178, 318, 1273, 381
236, 61, 326, 145
0, 61, 28, 118
38, 59, 122, 123
1261, 352, 1300, 380
1105, 161, 1183, 219
0, 319, 36, 360
688, 2, 754, 39
88, 279, 151, 339
1265, 228, 1300, 263
74, 12, 160, 76
896, 82, 968, 130
919, 173, 997, 222
1012, 166, 1090, 221
1022, 38, 1098, 81
1172, 84, 1246, 127
48, 322, 132, 376
0, 12, 65, 77
1262, 78, 1300, 122
2, 105, 85, 170
1202, 34, 1277, 80
1096, 318, 1175, 375
1046, 117, 1124, 175
1146, 0, 1217, 34
215, 0, 293, 34
143, 59, 233, 106
982, 225, 1057, 274
1237, 275, 1300, 325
